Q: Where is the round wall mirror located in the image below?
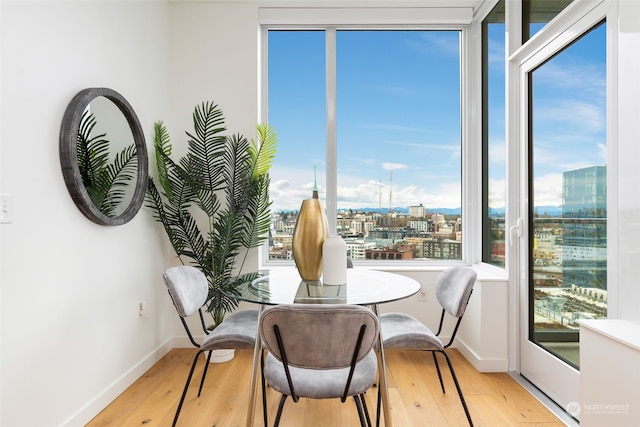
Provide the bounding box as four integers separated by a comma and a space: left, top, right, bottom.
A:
59, 88, 148, 225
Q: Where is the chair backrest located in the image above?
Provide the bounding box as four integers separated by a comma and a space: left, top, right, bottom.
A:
259, 304, 378, 369
435, 266, 477, 318
163, 265, 208, 318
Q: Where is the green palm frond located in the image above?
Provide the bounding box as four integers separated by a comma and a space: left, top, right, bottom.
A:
238, 123, 277, 258
99, 145, 138, 215
147, 127, 203, 261
77, 110, 137, 217
211, 208, 245, 278
174, 211, 210, 270
146, 179, 184, 255
243, 173, 272, 249
186, 102, 227, 192
153, 121, 173, 199
168, 156, 198, 210
250, 123, 278, 179
223, 134, 252, 211
77, 110, 109, 189
147, 177, 209, 273
145, 101, 277, 326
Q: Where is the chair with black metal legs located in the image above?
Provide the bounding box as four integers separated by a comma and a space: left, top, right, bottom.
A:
163, 265, 267, 427
259, 303, 379, 427
377, 266, 477, 427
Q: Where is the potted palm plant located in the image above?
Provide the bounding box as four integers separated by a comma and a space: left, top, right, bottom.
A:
146, 101, 276, 327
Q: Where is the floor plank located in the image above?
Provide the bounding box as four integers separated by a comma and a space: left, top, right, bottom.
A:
87, 348, 567, 426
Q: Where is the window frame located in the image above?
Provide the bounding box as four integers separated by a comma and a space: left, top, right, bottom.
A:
481, 0, 507, 268
259, 7, 480, 269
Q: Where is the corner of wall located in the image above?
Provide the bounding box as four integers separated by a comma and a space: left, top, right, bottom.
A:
456, 277, 510, 372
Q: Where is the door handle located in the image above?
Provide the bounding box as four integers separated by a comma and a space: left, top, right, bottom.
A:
509, 218, 523, 246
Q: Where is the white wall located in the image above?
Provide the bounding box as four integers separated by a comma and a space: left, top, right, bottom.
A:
0, 1, 174, 426
580, 320, 640, 426
615, 0, 640, 323
168, 1, 260, 159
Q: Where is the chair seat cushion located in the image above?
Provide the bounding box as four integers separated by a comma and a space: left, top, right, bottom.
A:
264, 350, 378, 399
380, 312, 443, 351
201, 309, 258, 350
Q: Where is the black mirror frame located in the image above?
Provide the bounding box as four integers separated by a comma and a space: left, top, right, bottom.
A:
59, 88, 148, 226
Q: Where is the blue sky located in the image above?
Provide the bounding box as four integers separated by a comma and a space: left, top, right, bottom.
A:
267, 24, 606, 212
531, 23, 607, 208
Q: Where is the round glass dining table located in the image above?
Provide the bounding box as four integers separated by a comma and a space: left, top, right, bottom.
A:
238, 267, 420, 427
233, 267, 421, 305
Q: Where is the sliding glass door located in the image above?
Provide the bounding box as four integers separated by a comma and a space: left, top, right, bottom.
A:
516, 3, 608, 419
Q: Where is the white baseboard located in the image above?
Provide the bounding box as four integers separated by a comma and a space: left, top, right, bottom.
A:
61, 338, 177, 427
455, 337, 509, 372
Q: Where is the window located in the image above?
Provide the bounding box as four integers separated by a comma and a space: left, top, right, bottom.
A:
266, 28, 463, 263
523, 0, 574, 42
528, 21, 607, 367
482, 0, 506, 268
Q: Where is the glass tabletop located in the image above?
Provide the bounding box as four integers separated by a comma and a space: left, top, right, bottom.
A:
231, 268, 421, 305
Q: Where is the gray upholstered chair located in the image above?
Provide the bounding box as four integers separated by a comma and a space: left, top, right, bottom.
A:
163, 265, 265, 427
259, 304, 379, 427
377, 266, 477, 427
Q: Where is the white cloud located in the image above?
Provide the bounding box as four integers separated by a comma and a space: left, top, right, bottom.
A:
533, 173, 563, 207
404, 32, 460, 58
381, 162, 408, 171
270, 166, 463, 211
598, 143, 607, 162
488, 178, 506, 208
489, 137, 506, 164
487, 38, 506, 68
535, 99, 605, 134
536, 61, 605, 98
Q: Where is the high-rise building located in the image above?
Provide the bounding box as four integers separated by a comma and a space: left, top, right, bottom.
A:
407, 220, 433, 233
561, 166, 607, 289
563, 166, 606, 217
408, 204, 425, 218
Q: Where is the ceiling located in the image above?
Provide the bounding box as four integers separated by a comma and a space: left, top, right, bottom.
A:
183, 0, 488, 10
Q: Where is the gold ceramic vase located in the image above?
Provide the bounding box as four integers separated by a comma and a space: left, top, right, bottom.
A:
292, 196, 328, 282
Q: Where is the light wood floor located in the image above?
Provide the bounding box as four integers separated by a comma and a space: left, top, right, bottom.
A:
87, 348, 566, 426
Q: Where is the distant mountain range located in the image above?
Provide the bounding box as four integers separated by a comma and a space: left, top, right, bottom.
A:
276, 205, 564, 217
488, 206, 563, 216
354, 207, 463, 215
275, 206, 464, 215
532, 206, 563, 216
344, 206, 563, 216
